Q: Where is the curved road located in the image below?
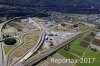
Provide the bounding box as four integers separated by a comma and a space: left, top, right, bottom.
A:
10, 17, 45, 66
0, 20, 13, 66
0, 20, 14, 66
0, 17, 23, 66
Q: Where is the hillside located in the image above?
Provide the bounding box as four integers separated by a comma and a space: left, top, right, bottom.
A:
0, 0, 100, 17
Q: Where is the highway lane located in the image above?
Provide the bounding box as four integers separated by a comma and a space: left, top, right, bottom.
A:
19, 18, 45, 61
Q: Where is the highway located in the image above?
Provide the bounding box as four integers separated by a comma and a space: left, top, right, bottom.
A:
0, 17, 44, 66
3, 17, 95, 66
18, 26, 95, 66
10, 18, 46, 66
20, 32, 82, 66
19, 18, 46, 62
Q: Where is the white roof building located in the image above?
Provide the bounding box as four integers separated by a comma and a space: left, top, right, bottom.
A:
95, 32, 100, 40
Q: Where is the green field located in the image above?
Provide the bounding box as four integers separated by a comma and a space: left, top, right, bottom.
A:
58, 33, 100, 66
77, 48, 100, 66
79, 23, 90, 31
58, 35, 86, 58
55, 24, 72, 31
8, 22, 23, 30
4, 45, 14, 54
58, 48, 79, 59
7, 21, 27, 31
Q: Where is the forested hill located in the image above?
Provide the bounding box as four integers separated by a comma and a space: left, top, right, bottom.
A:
0, 0, 100, 17
0, 0, 100, 8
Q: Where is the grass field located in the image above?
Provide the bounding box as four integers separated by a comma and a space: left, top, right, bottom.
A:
79, 23, 90, 31
56, 24, 72, 31
9, 30, 40, 64
7, 21, 27, 31
77, 48, 100, 66
11, 30, 39, 57
58, 34, 86, 58
4, 45, 14, 54
3, 33, 23, 54
55, 23, 90, 31
58, 48, 79, 59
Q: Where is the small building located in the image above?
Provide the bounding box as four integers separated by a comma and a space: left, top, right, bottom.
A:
95, 32, 100, 40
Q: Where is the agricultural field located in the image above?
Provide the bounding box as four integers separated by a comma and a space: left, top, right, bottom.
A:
4, 20, 27, 31
58, 48, 79, 59
58, 32, 100, 66
79, 33, 95, 48
77, 48, 100, 66
58, 34, 86, 58
79, 41, 89, 48
92, 38, 100, 46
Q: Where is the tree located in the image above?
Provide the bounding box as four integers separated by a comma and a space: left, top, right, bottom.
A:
98, 26, 100, 29
4, 38, 17, 45
3, 34, 10, 39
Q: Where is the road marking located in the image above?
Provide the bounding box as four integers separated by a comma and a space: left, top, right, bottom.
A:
20, 52, 32, 62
